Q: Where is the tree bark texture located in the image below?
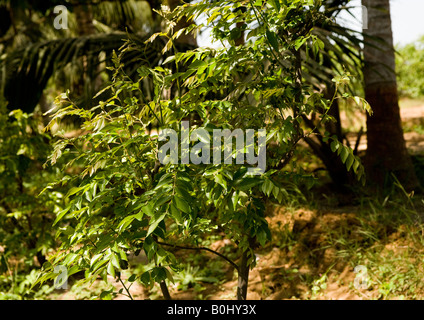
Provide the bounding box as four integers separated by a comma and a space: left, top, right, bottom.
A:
361, 0, 419, 191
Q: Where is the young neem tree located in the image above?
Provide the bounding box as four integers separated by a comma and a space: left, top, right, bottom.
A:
36, 0, 366, 300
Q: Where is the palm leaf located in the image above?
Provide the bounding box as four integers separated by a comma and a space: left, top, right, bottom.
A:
1, 32, 171, 112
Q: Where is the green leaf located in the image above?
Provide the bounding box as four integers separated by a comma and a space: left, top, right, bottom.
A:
230, 27, 242, 41
147, 212, 167, 237
128, 274, 137, 283
107, 262, 115, 278
272, 185, 279, 199
142, 204, 154, 217
92, 259, 108, 272
67, 265, 81, 277
330, 140, 339, 153
118, 248, 128, 262
117, 215, 136, 233
140, 271, 151, 285
346, 153, 355, 171
174, 196, 191, 214
162, 55, 176, 65
257, 228, 269, 247
352, 157, 360, 173
65, 186, 85, 198
135, 211, 144, 221
189, 60, 208, 71
175, 186, 191, 200
162, 39, 173, 54
90, 254, 103, 268
111, 252, 121, 269
262, 179, 274, 196
294, 37, 306, 50
270, 0, 281, 12
165, 268, 175, 284
170, 201, 182, 224
353, 96, 373, 115
152, 267, 167, 282
155, 177, 173, 190
266, 30, 279, 52
52, 207, 70, 226
340, 147, 349, 164
100, 289, 114, 300
236, 177, 262, 191
214, 174, 228, 191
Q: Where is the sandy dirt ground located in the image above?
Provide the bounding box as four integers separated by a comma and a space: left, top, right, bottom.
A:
344, 101, 424, 154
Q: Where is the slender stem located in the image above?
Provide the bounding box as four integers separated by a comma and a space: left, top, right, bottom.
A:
119, 277, 134, 300
170, 36, 182, 105
277, 82, 339, 170
236, 249, 250, 300
276, 47, 304, 170
160, 281, 172, 300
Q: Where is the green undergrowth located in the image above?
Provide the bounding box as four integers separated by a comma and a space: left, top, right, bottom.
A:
261, 182, 424, 300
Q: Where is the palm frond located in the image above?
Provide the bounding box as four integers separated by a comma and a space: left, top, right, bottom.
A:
1, 32, 168, 112
91, 0, 154, 33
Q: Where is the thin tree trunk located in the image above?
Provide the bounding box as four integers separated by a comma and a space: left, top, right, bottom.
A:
160, 281, 172, 300
234, 6, 247, 46
236, 249, 250, 300
73, 3, 103, 106
39, 92, 52, 127
361, 0, 419, 191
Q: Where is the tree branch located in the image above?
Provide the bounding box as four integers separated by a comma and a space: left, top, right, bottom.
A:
156, 241, 239, 272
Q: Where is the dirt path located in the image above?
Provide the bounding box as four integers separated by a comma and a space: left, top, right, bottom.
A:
114, 204, 423, 300
344, 102, 424, 154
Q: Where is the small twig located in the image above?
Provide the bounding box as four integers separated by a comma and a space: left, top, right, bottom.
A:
118, 276, 134, 300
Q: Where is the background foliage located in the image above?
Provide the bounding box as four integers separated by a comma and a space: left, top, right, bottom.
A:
396, 36, 424, 99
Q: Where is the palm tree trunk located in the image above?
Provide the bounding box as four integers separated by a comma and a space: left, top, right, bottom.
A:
361, 0, 419, 191
73, 3, 96, 36
73, 3, 102, 106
